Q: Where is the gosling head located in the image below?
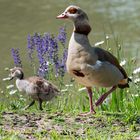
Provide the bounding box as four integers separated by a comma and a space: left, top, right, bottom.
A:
9, 67, 24, 80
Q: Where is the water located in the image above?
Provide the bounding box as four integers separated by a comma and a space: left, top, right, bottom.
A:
0, 0, 140, 87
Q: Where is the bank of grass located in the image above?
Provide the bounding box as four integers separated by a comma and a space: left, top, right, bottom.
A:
0, 108, 140, 140
0, 79, 139, 140
0, 31, 140, 139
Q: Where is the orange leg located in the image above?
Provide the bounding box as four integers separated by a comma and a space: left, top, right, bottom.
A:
79, 87, 96, 116
95, 86, 117, 106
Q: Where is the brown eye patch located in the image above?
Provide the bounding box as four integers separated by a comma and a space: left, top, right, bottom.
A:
68, 7, 77, 14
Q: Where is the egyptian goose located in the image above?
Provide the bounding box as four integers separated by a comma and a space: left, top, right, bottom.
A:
9, 67, 59, 110
57, 5, 131, 115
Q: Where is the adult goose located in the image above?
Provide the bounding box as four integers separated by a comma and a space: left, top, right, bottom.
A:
57, 5, 131, 115
9, 67, 59, 110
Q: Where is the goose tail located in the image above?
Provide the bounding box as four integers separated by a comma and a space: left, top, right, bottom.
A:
118, 78, 132, 89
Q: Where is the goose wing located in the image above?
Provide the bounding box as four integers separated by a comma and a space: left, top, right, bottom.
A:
94, 47, 128, 79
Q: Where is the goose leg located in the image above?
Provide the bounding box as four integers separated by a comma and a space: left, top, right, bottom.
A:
95, 86, 117, 106
24, 100, 35, 110
79, 87, 96, 116
87, 87, 96, 113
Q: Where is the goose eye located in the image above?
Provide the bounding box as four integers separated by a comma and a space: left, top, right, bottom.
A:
68, 7, 77, 14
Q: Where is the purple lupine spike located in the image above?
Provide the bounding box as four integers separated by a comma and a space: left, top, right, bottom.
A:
27, 35, 35, 63
38, 61, 49, 78
36, 44, 45, 68
59, 48, 68, 77
34, 33, 49, 77
35, 34, 44, 61
48, 37, 56, 60
55, 58, 66, 77
57, 26, 67, 46
26, 26, 68, 78
52, 37, 59, 64
62, 48, 68, 72
55, 62, 59, 76
11, 48, 22, 67
60, 60, 65, 77
33, 33, 41, 47
43, 33, 50, 53
54, 42, 68, 77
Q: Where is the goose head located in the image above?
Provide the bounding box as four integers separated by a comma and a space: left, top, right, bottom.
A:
9, 67, 24, 80
57, 5, 91, 35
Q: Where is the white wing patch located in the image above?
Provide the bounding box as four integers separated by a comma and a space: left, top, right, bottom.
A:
77, 59, 124, 87
87, 60, 103, 70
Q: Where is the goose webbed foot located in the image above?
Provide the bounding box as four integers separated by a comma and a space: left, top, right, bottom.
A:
79, 110, 96, 116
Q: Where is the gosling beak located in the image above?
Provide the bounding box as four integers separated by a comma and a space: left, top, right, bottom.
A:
8, 74, 14, 81
9, 77, 14, 81
56, 13, 68, 19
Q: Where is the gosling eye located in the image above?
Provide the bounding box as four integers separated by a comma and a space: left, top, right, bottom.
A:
11, 71, 14, 74
11, 71, 16, 75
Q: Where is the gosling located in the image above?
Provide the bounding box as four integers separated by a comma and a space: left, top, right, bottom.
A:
9, 67, 59, 110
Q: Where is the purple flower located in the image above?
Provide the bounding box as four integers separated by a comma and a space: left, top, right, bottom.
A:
55, 48, 68, 77
49, 37, 59, 64
62, 48, 68, 72
11, 48, 22, 67
25, 26, 68, 78
42, 33, 50, 54
59, 60, 65, 77
31, 33, 50, 77
57, 27, 67, 46
27, 35, 35, 63
33, 33, 42, 47
38, 61, 49, 78
35, 38, 47, 77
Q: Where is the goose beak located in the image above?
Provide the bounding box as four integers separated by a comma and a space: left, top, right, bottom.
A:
56, 13, 68, 19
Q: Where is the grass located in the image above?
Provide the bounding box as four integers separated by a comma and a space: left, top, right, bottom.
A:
0, 110, 140, 140
0, 30, 140, 139
0, 79, 139, 139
